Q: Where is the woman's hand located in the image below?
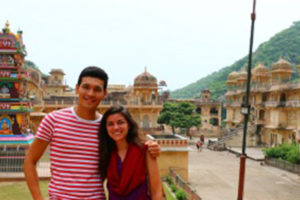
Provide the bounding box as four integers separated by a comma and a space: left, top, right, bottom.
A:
145, 140, 160, 158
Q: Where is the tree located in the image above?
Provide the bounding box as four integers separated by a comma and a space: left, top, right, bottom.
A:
157, 102, 177, 134
157, 101, 201, 136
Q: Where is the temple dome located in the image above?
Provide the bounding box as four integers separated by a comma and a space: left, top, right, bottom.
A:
252, 63, 269, 74
272, 58, 291, 70
237, 69, 247, 80
134, 68, 157, 87
228, 71, 239, 80
50, 69, 65, 75
159, 80, 167, 87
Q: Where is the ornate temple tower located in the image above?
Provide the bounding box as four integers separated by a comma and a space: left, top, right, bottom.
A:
271, 58, 293, 83
133, 67, 158, 103
45, 69, 68, 97
0, 22, 33, 171
201, 89, 210, 102
131, 68, 161, 129
252, 63, 270, 84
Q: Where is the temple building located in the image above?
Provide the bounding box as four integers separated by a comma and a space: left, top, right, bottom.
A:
44, 69, 69, 98
225, 58, 300, 146
0, 21, 33, 137
194, 89, 222, 137
26, 66, 166, 135
0, 22, 34, 172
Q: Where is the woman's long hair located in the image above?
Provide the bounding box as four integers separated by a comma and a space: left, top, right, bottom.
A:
98, 105, 142, 179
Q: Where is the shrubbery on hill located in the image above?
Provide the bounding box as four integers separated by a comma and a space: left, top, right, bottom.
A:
171, 21, 300, 100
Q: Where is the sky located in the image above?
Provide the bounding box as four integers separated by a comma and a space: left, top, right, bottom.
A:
1, 0, 300, 91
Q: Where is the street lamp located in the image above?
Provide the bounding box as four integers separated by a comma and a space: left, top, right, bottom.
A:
240, 104, 250, 115
237, 1, 257, 200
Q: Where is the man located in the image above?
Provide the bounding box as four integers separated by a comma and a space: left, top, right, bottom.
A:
24, 66, 160, 199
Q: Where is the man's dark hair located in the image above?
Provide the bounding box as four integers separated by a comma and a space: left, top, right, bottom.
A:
77, 66, 109, 90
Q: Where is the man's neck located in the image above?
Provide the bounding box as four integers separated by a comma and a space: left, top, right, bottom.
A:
74, 106, 98, 120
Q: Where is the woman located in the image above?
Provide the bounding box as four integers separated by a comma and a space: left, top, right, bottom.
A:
99, 105, 163, 200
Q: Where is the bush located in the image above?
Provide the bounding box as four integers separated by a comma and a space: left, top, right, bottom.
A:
285, 144, 300, 164
170, 183, 178, 193
175, 189, 187, 200
166, 175, 173, 185
263, 143, 300, 164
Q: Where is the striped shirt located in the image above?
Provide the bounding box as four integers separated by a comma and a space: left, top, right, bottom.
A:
36, 107, 105, 199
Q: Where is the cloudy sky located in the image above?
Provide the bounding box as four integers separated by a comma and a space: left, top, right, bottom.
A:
2, 0, 300, 90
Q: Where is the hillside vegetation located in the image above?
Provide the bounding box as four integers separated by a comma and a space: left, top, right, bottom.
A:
171, 21, 300, 100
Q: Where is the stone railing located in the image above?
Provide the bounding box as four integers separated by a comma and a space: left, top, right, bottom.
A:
231, 102, 242, 107
100, 100, 163, 107
262, 101, 279, 107
226, 81, 300, 94
251, 83, 271, 91
42, 98, 163, 108
147, 134, 188, 147
286, 100, 300, 107
287, 82, 300, 89
44, 99, 78, 106
265, 157, 300, 174
224, 101, 242, 107
169, 168, 202, 200
195, 101, 220, 106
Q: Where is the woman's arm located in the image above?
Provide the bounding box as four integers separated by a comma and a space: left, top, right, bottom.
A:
146, 150, 163, 200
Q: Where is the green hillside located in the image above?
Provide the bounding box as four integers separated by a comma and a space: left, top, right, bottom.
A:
171, 21, 300, 100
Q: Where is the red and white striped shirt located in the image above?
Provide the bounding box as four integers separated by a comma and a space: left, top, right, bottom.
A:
36, 107, 105, 199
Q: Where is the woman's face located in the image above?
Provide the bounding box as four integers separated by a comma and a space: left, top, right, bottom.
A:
106, 113, 129, 143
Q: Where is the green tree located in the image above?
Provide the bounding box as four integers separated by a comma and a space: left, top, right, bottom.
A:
176, 102, 201, 137
157, 102, 178, 133
158, 102, 201, 136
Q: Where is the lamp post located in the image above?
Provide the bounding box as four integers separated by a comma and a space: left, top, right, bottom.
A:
237, 1, 257, 200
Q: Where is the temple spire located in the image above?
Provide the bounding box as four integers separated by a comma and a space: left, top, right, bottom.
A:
3, 20, 10, 33
5, 20, 10, 29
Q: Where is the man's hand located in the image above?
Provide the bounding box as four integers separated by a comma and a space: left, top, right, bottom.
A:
145, 140, 160, 158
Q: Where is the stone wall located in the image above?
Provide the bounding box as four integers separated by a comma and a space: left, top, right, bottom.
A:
169, 168, 202, 200
265, 157, 300, 174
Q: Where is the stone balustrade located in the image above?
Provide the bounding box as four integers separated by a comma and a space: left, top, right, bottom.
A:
147, 134, 188, 147
262, 101, 280, 107
286, 100, 300, 107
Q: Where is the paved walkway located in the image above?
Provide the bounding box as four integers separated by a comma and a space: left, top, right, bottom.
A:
188, 145, 300, 200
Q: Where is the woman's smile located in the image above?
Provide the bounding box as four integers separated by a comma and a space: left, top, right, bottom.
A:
106, 113, 129, 142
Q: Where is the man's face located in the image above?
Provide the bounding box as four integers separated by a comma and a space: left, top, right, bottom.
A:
76, 77, 107, 111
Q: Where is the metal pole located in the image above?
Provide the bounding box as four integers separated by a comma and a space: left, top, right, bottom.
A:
237, 1, 256, 200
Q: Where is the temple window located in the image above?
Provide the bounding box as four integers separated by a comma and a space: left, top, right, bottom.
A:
196, 107, 201, 114
280, 93, 286, 102
210, 107, 218, 114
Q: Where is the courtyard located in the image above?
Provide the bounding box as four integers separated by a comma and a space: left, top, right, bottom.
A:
188, 145, 300, 200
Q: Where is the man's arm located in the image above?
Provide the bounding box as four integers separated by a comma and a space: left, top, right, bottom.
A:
145, 140, 160, 158
24, 138, 49, 200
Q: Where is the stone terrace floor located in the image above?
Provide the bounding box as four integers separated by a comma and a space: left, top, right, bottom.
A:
188, 145, 300, 200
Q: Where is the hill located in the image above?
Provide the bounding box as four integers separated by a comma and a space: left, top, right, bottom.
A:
170, 21, 300, 100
